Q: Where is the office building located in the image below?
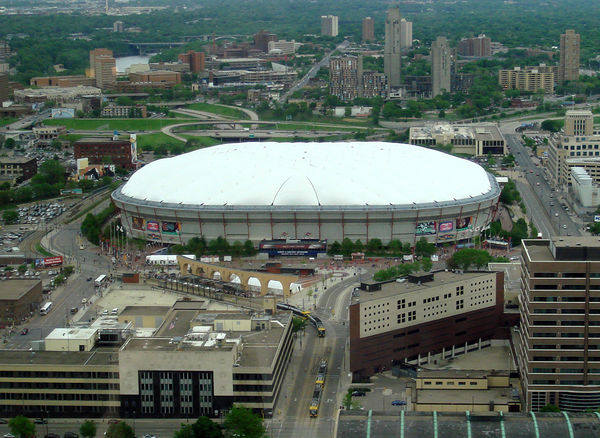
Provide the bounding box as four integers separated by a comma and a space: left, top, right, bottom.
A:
498, 66, 556, 93
94, 56, 117, 89
74, 137, 137, 170
329, 55, 362, 102
564, 109, 593, 136
384, 6, 402, 88
101, 105, 147, 118
517, 237, 600, 411
32, 125, 66, 140
404, 75, 432, 98
113, 20, 124, 33
88, 48, 113, 78
267, 40, 299, 55
400, 18, 413, 49
362, 17, 375, 42
0, 72, 7, 102
129, 70, 181, 86
177, 51, 205, 74
349, 270, 505, 378
559, 29, 580, 83
321, 15, 339, 37
570, 167, 600, 208
431, 36, 451, 97
0, 157, 38, 184
253, 30, 278, 53
409, 123, 506, 156
457, 35, 491, 57
30, 75, 96, 88
0, 280, 43, 324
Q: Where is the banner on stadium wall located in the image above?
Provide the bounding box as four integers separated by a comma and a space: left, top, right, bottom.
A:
416, 221, 436, 235
438, 221, 454, 232
132, 217, 145, 231
161, 221, 180, 235
456, 216, 473, 231
146, 221, 159, 232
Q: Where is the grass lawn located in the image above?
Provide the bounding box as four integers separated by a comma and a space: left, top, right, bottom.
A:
179, 135, 221, 147
0, 118, 17, 127
137, 133, 184, 147
184, 103, 249, 119
45, 118, 196, 131
276, 122, 362, 132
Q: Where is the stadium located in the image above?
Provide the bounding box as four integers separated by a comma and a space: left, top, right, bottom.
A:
111, 141, 501, 247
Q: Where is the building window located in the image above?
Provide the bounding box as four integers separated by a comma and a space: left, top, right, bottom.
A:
140, 371, 154, 414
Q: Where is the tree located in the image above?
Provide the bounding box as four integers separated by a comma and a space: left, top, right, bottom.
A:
191, 417, 222, 438
540, 404, 561, 412
415, 237, 436, 257
2, 209, 18, 224
328, 240, 341, 255
4, 138, 15, 149
421, 257, 433, 272
223, 406, 265, 438
291, 316, 307, 332
51, 139, 62, 150
80, 420, 97, 438
38, 159, 65, 185
173, 424, 194, 438
17, 264, 27, 274
366, 238, 383, 253
342, 391, 360, 410
8, 416, 35, 438
105, 422, 134, 438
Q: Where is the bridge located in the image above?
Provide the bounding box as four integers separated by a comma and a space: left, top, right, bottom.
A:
127, 41, 187, 54
177, 256, 298, 297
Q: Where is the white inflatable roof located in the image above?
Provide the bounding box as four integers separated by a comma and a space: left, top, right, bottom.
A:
121, 142, 493, 206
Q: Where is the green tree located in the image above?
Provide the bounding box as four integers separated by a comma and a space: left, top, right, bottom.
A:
366, 238, 383, 254
4, 138, 15, 149
17, 264, 27, 274
415, 237, 436, 257
8, 416, 35, 438
105, 421, 134, 438
2, 209, 18, 224
191, 417, 222, 438
80, 420, 97, 438
340, 238, 355, 257
342, 390, 360, 410
291, 316, 307, 332
328, 240, 341, 255
243, 240, 256, 256
51, 139, 62, 150
421, 257, 433, 272
38, 159, 65, 185
173, 424, 194, 438
354, 239, 364, 253
540, 404, 561, 412
223, 406, 265, 438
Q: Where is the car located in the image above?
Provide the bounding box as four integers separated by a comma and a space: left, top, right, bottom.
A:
0, 419, 6, 424
111, 308, 119, 315
79, 245, 85, 250
352, 391, 366, 397
34, 418, 47, 424
143, 435, 156, 438
107, 419, 120, 424
81, 298, 87, 304
4, 433, 15, 438
101, 309, 109, 315
555, 213, 559, 217
391, 400, 406, 406
45, 434, 60, 438
20, 328, 29, 335
64, 433, 79, 438
563, 225, 567, 229
70, 307, 78, 314
86, 277, 92, 281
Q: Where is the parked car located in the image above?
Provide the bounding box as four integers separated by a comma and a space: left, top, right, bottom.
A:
70, 307, 78, 314
20, 328, 29, 335
45, 433, 60, 438
107, 419, 120, 424
391, 400, 406, 406
351, 391, 366, 397
34, 418, 47, 424
64, 432, 79, 438
0, 419, 7, 424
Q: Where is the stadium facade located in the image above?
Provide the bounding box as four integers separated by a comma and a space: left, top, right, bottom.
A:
111, 142, 501, 246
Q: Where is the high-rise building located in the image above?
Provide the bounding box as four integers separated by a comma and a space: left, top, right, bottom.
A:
94, 56, 116, 89
113, 20, 124, 33
362, 71, 388, 99
498, 66, 556, 94
253, 30, 278, 53
0, 40, 11, 61
564, 109, 594, 136
431, 36, 451, 97
384, 6, 402, 89
329, 55, 362, 102
0, 72, 8, 103
517, 237, 600, 411
400, 18, 413, 49
321, 15, 339, 37
178, 51, 205, 74
457, 35, 491, 57
362, 17, 375, 42
559, 29, 580, 83
88, 48, 113, 79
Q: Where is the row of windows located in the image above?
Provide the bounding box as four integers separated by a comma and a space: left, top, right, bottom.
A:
0, 371, 118, 378
423, 380, 479, 386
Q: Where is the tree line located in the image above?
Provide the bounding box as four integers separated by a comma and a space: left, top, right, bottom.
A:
327, 237, 436, 258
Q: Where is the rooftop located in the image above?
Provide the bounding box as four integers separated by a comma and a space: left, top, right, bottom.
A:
524, 237, 600, 262
75, 137, 129, 144
0, 279, 40, 301
0, 348, 119, 367
410, 123, 504, 142
417, 369, 507, 379
119, 305, 171, 317
0, 157, 36, 164
353, 271, 495, 304
46, 327, 98, 341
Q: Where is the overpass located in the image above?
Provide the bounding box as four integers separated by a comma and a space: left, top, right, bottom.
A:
128, 41, 186, 54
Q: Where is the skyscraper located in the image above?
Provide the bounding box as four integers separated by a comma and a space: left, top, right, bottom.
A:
431, 37, 451, 97
559, 29, 580, 83
329, 55, 362, 102
362, 17, 375, 42
384, 6, 402, 88
94, 56, 116, 89
88, 48, 113, 78
321, 15, 339, 37
517, 237, 600, 411
399, 18, 413, 49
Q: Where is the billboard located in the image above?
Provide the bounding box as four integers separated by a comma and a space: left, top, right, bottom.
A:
456, 217, 473, 231
35, 256, 64, 268
51, 108, 75, 119
595, 215, 600, 223
416, 221, 436, 235
60, 188, 83, 195
146, 221, 159, 232
132, 216, 145, 231
438, 221, 454, 232
258, 239, 328, 257
130, 134, 138, 164
161, 221, 180, 235
438, 233, 455, 242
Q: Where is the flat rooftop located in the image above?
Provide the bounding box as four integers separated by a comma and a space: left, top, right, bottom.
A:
238, 316, 289, 368
0, 157, 36, 164
75, 137, 129, 144
0, 348, 119, 367
0, 279, 40, 301
417, 387, 512, 405
524, 237, 600, 262
46, 327, 97, 341
410, 123, 504, 142
417, 369, 507, 379
354, 271, 495, 303
119, 305, 171, 317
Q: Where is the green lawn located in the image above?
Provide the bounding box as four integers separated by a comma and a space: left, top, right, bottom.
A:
184, 103, 249, 119
137, 133, 184, 147
179, 135, 221, 147
0, 118, 17, 127
45, 118, 196, 131
276, 122, 363, 132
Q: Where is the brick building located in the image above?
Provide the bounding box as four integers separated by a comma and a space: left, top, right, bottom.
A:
129, 70, 181, 86
74, 137, 137, 170
0, 280, 43, 324
30, 75, 95, 88
177, 51, 205, 74
0, 157, 38, 184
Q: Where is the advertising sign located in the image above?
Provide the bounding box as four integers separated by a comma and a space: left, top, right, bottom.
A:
36, 256, 64, 268
130, 134, 138, 164
51, 108, 75, 119
456, 217, 473, 231
416, 221, 436, 235
595, 215, 600, 223
439, 221, 454, 232
132, 217, 145, 231
161, 221, 180, 235
438, 233, 455, 242
147, 233, 161, 241
147, 221, 159, 232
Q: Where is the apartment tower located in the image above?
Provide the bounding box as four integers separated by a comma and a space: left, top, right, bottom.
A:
362, 17, 375, 42
400, 18, 413, 49
88, 48, 113, 78
329, 55, 363, 102
559, 29, 580, 83
517, 237, 600, 411
431, 36, 451, 97
321, 15, 339, 37
384, 6, 402, 88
